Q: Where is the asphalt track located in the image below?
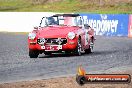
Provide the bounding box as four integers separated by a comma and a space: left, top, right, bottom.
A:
0, 32, 132, 83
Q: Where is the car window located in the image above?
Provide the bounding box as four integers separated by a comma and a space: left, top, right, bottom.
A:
40, 16, 83, 27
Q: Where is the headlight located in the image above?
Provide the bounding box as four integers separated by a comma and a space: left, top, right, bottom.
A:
68, 32, 75, 40
28, 32, 36, 40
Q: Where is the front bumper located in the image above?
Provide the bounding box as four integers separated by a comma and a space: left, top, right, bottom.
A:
28, 38, 78, 51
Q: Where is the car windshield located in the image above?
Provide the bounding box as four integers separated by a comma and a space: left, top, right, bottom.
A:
40, 15, 83, 27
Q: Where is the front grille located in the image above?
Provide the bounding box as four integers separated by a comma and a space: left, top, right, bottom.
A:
37, 38, 45, 44
37, 38, 67, 45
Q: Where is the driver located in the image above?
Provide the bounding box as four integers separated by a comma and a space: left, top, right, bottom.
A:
47, 17, 57, 25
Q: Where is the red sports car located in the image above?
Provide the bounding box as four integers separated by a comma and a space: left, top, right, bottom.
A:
28, 14, 95, 58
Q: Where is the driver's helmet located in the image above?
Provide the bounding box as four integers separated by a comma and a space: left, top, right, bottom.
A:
47, 17, 56, 25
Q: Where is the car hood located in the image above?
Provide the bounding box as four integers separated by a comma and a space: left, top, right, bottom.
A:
37, 26, 79, 38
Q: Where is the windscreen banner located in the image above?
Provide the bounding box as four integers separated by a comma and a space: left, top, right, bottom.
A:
80, 14, 129, 36
128, 15, 132, 38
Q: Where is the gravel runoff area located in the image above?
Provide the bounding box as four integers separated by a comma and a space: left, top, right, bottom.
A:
0, 32, 132, 88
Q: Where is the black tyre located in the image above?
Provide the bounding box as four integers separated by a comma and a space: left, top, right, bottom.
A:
65, 51, 71, 55
85, 41, 94, 54
85, 45, 91, 54
75, 38, 82, 56
44, 52, 52, 55
29, 49, 39, 58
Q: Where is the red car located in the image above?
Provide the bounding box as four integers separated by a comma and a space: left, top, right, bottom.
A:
28, 14, 95, 58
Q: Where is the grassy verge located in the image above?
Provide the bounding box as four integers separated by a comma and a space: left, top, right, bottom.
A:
0, 0, 132, 13
0, 0, 31, 11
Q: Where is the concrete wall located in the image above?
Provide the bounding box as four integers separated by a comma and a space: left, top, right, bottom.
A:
0, 12, 55, 32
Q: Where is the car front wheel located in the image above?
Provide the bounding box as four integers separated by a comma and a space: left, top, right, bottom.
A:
29, 49, 39, 58
44, 52, 52, 56
75, 38, 82, 56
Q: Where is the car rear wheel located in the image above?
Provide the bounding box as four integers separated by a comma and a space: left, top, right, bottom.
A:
85, 46, 91, 54
29, 49, 39, 58
75, 38, 82, 56
85, 42, 93, 54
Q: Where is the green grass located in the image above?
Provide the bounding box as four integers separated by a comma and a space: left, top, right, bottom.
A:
0, 0, 132, 14
0, 0, 31, 11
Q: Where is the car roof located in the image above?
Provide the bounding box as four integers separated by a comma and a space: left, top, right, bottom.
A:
52, 14, 80, 17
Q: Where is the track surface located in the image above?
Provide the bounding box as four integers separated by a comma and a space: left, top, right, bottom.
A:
0, 32, 132, 83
